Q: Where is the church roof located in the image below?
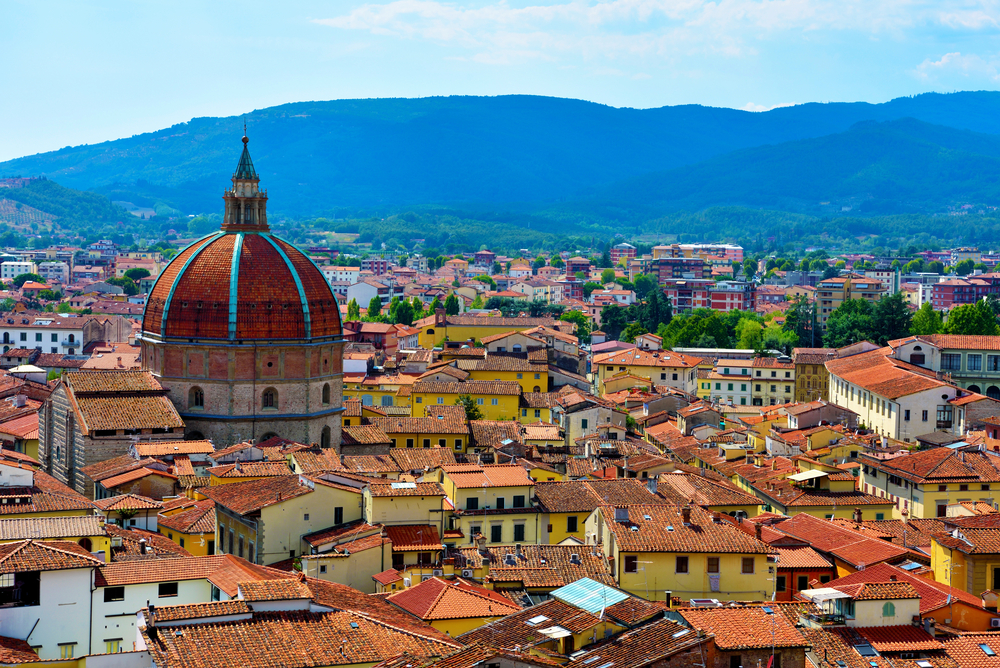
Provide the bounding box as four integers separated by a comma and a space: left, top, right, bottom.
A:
233, 135, 258, 180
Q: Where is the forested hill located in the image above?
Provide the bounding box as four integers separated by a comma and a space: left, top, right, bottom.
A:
594, 118, 1000, 215
6, 92, 1000, 216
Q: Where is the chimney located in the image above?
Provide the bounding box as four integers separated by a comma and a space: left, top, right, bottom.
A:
681, 504, 692, 526
754, 523, 763, 541
924, 618, 936, 638
646, 477, 658, 495
139, 538, 147, 555
147, 603, 156, 635
853, 507, 863, 524
476, 533, 487, 555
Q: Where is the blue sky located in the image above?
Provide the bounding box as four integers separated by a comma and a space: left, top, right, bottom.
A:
2, 0, 1000, 162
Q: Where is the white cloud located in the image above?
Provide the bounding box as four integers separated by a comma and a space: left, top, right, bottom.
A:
313, 0, 1000, 65
742, 101, 797, 112
912, 51, 1000, 81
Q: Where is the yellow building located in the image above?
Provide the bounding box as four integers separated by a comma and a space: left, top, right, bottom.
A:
414, 314, 564, 349
860, 448, 999, 519
592, 348, 702, 396
792, 348, 836, 402
207, 461, 293, 486
749, 469, 895, 521
368, 416, 470, 452
298, 521, 393, 593
411, 380, 521, 421
157, 499, 217, 555
535, 478, 666, 545
341, 397, 392, 427
751, 357, 796, 406
0, 413, 39, 461
816, 273, 887, 328
464, 357, 549, 394
932, 526, 1000, 597
202, 475, 364, 565
0, 515, 110, 555
588, 504, 773, 602
439, 464, 538, 545
0, 467, 94, 520
385, 576, 521, 636
519, 392, 555, 423
342, 374, 415, 413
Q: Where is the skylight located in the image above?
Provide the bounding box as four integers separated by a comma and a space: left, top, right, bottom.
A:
916, 661, 932, 668
980, 644, 996, 656
526, 615, 549, 626
855, 644, 877, 657
582, 657, 601, 664
762, 606, 773, 614
673, 629, 691, 638
390, 482, 417, 489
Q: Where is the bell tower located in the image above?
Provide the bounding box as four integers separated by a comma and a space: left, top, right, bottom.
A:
222, 134, 269, 232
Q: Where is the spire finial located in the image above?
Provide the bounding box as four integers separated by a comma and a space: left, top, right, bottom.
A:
243, 117, 248, 144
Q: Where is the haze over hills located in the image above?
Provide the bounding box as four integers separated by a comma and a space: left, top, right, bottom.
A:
6, 92, 1000, 217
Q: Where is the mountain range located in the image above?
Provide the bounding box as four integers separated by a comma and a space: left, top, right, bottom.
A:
6, 92, 1000, 217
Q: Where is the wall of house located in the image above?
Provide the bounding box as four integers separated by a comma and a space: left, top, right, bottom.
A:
412, 392, 519, 421
0, 568, 93, 661
299, 542, 392, 593
258, 484, 352, 563
541, 511, 589, 544
716, 648, 805, 668
860, 469, 997, 520
848, 598, 920, 627
455, 511, 540, 547
613, 551, 772, 602
366, 493, 442, 527
92, 578, 212, 654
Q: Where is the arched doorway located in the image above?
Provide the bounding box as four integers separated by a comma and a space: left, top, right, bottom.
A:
321, 426, 331, 448
968, 385, 982, 394
989, 386, 1000, 400
78, 537, 92, 552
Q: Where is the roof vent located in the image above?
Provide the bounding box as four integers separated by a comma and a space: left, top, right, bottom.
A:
570, 553, 581, 565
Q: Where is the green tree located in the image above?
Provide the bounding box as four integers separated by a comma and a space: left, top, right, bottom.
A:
736, 319, 764, 350
620, 322, 647, 343
429, 296, 443, 313
560, 309, 591, 342
954, 259, 976, 276
944, 301, 1000, 335
367, 295, 382, 319
394, 300, 415, 326
470, 294, 484, 309
601, 305, 629, 340
347, 298, 361, 320
445, 294, 460, 316
599, 248, 612, 268
601, 268, 615, 284
926, 261, 945, 274
456, 395, 483, 421
12, 273, 44, 288
474, 275, 496, 289
783, 297, 818, 347
550, 257, 565, 269
583, 282, 602, 298
123, 268, 151, 281
633, 274, 657, 299
911, 302, 943, 335
873, 293, 913, 345
37, 289, 62, 301
106, 276, 139, 296
0, 298, 13, 312
742, 258, 757, 279
532, 256, 547, 272
823, 299, 876, 348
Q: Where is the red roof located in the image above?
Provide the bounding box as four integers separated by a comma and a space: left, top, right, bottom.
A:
387, 576, 521, 620
143, 231, 341, 341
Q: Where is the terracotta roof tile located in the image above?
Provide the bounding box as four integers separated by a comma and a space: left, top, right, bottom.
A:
384, 525, 443, 551
199, 476, 312, 515
456, 545, 615, 588
208, 461, 292, 478
566, 617, 710, 668
93, 492, 164, 511
367, 481, 445, 497
469, 420, 522, 448
387, 576, 520, 620
135, 440, 215, 456
855, 625, 942, 652
369, 416, 469, 435
411, 380, 522, 396
157, 499, 216, 535
443, 464, 534, 489
239, 578, 312, 601
604, 504, 773, 554
0, 539, 101, 573
678, 605, 809, 650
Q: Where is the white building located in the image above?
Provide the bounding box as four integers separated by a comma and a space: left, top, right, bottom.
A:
322, 266, 361, 285
1, 261, 37, 281
37, 262, 70, 284
0, 314, 84, 355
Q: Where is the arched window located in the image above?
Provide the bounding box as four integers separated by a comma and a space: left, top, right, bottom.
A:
322, 383, 331, 405
189, 387, 204, 409
426, 328, 435, 336
321, 426, 331, 449
882, 602, 895, 618
968, 384, 982, 394
78, 537, 92, 552
185, 431, 205, 441
513, 344, 522, 352
381, 395, 393, 407
68, 334, 75, 343
262, 388, 277, 409
361, 395, 373, 406
533, 386, 541, 393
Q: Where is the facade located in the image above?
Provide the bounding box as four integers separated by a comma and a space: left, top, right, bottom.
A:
816, 274, 887, 328
0, 261, 37, 281
709, 281, 755, 312
610, 243, 637, 266
793, 348, 836, 402
751, 357, 796, 406
139, 136, 345, 449
888, 334, 1000, 399
707, 359, 754, 406
592, 348, 701, 395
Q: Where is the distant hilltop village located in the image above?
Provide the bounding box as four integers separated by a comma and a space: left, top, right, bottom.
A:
1, 137, 1000, 666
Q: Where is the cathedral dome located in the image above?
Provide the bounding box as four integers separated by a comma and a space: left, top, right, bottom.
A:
142, 137, 341, 342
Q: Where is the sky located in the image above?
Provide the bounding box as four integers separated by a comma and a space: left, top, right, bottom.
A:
2, 0, 1000, 162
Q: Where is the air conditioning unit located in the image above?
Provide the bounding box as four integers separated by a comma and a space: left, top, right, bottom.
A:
461, 569, 474, 578
432, 569, 443, 576
991, 618, 1000, 628
110, 537, 123, 548
421, 574, 433, 582
403, 578, 411, 587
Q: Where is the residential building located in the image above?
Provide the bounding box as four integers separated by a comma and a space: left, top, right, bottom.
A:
931, 518, 1000, 597
827, 347, 967, 442
587, 503, 773, 601
610, 243, 636, 266
751, 356, 796, 406
661, 278, 714, 311
438, 464, 538, 545
679, 605, 809, 668
859, 448, 1000, 519
888, 334, 1000, 399
534, 478, 668, 544
368, 416, 469, 452
707, 359, 754, 406
0, 261, 37, 281
410, 381, 522, 421
36, 261, 69, 284
710, 281, 755, 312
361, 257, 389, 275
385, 576, 520, 636
793, 348, 836, 401
815, 274, 887, 328
592, 348, 701, 395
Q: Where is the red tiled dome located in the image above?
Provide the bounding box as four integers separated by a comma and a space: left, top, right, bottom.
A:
143, 232, 341, 341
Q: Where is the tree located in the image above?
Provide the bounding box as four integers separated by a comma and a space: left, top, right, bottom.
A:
583, 282, 602, 299
470, 294, 484, 309
783, 297, 817, 347
823, 299, 876, 348
620, 322, 647, 343
367, 295, 382, 319
742, 258, 756, 279
873, 293, 913, 345
123, 268, 151, 281
926, 261, 945, 274
0, 298, 13, 313
633, 274, 657, 299
736, 319, 764, 350
600, 268, 615, 284
532, 256, 547, 272
599, 248, 612, 268
445, 294, 460, 316
456, 395, 483, 421
954, 259, 976, 276
37, 289, 62, 301
911, 302, 943, 335
12, 273, 44, 288
474, 275, 496, 289
560, 309, 591, 342
550, 257, 565, 269
429, 296, 443, 313
944, 301, 1000, 335
346, 298, 361, 320
394, 300, 415, 326
822, 265, 840, 280
106, 276, 139, 296
600, 305, 629, 340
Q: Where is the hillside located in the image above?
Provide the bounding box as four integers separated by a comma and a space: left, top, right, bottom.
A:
6, 92, 1000, 215
593, 118, 1000, 214
0, 178, 132, 242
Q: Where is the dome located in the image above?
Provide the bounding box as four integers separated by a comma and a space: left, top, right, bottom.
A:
142, 135, 341, 342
